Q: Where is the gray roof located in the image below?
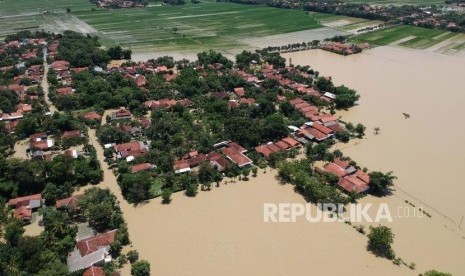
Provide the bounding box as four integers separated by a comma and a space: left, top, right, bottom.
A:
67, 247, 109, 272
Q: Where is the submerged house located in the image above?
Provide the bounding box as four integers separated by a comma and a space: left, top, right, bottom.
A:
8, 194, 42, 222
67, 230, 117, 272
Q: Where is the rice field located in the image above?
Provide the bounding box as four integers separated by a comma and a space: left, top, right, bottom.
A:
341, 0, 444, 5
73, 2, 328, 52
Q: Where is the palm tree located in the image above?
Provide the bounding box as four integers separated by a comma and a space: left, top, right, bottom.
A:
374, 127, 380, 135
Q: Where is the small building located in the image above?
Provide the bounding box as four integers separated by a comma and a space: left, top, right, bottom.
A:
67, 230, 117, 272
56, 195, 83, 210
8, 194, 42, 222
110, 108, 132, 121
131, 163, 155, 173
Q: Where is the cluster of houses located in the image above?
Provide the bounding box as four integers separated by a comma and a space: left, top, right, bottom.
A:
317, 158, 371, 194
173, 141, 253, 174
106, 60, 176, 88
0, 38, 48, 133
321, 42, 369, 55
6, 192, 120, 274
29, 130, 85, 160
91, 0, 146, 8
255, 136, 301, 158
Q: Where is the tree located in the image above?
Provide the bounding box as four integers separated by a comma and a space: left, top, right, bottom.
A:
131, 260, 150, 276
186, 183, 198, 197
161, 188, 172, 204
423, 270, 452, 276
66, 8, 71, 13
368, 171, 396, 196
242, 168, 250, 181
355, 123, 366, 138
127, 250, 139, 263
374, 127, 380, 135
335, 129, 350, 143
251, 167, 258, 177
367, 226, 395, 259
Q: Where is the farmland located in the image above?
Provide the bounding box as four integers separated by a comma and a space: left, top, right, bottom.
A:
341, 0, 444, 4
349, 25, 465, 55
0, 0, 343, 53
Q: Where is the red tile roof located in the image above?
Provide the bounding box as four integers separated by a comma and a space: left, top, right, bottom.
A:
333, 158, 350, 170
255, 145, 274, 158
312, 123, 333, 135
281, 137, 300, 148
83, 111, 101, 121
83, 266, 105, 276
324, 163, 348, 178
131, 163, 153, 173
56, 195, 82, 209
76, 230, 117, 257
338, 176, 370, 194
355, 170, 370, 183
8, 194, 42, 206
206, 151, 231, 171
221, 146, 252, 167
234, 87, 245, 97
62, 130, 81, 139
115, 141, 142, 152
275, 140, 291, 150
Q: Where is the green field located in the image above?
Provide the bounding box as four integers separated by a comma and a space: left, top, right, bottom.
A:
0, 0, 335, 52
350, 25, 462, 50
341, 0, 444, 5
74, 2, 331, 52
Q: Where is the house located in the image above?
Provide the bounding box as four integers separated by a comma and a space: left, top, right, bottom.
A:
135, 74, 147, 87
56, 195, 82, 209
131, 163, 155, 173
67, 230, 117, 272
173, 159, 190, 173
324, 162, 348, 178
62, 130, 82, 140
83, 111, 102, 121
338, 175, 370, 194
8, 194, 42, 222
30, 132, 54, 150
114, 141, 148, 160
221, 142, 253, 167
50, 60, 70, 71
110, 108, 132, 120
56, 87, 74, 96
83, 266, 105, 276
234, 87, 245, 97
65, 149, 80, 159
206, 151, 231, 171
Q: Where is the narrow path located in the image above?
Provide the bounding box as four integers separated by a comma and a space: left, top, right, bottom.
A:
87, 128, 132, 211
41, 47, 58, 114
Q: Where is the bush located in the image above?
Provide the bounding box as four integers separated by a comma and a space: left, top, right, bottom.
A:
131, 260, 150, 276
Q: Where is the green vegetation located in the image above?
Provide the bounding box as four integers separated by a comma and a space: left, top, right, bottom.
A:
367, 225, 395, 259
421, 270, 453, 276
131, 260, 151, 276
350, 25, 459, 48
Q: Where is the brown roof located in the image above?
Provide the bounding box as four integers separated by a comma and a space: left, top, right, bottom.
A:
76, 230, 117, 257
83, 111, 101, 121
355, 170, 370, 183
14, 205, 32, 221
255, 145, 273, 158
266, 143, 282, 153
312, 123, 333, 135
228, 142, 246, 153
206, 151, 231, 171
131, 163, 153, 173
324, 163, 348, 178
56, 195, 82, 209
61, 130, 81, 139
338, 176, 370, 194
333, 158, 350, 170
115, 141, 142, 152
281, 137, 300, 148
173, 160, 189, 171
275, 140, 291, 150
234, 87, 245, 97
221, 147, 252, 167
83, 266, 105, 276
8, 194, 42, 206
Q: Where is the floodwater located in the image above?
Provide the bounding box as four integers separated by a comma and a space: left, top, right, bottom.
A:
283, 47, 465, 275
88, 46, 465, 275
122, 170, 414, 276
